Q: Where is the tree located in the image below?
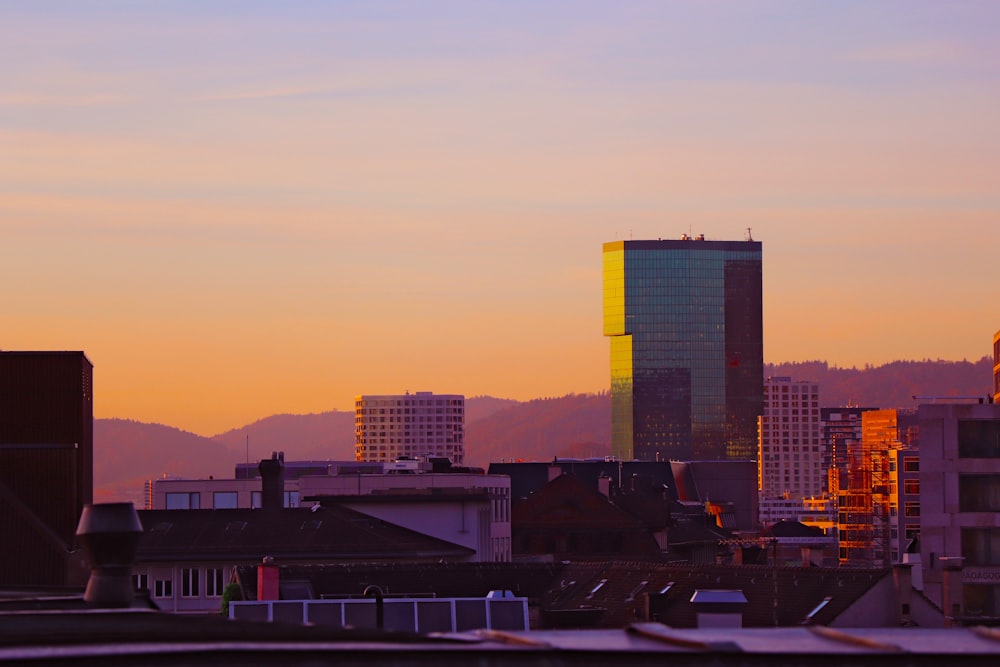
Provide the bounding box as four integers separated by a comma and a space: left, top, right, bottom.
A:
220, 582, 243, 617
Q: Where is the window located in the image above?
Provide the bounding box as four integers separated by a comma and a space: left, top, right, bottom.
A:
904, 502, 920, 518
903, 479, 920, 495
154, 579, 173, 598
962, 528, 1000, 566
958, 420, 1000, 458
903, 458, 919, 472
165, 492, 200, 510
182, 568, 200, 597
959, 475, 1000, 512
213, 491, 238, 509
132, 573, 149, 593
206, 568, 225, 597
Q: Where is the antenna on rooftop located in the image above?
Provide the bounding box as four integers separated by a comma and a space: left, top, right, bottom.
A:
746, 227, 753, 241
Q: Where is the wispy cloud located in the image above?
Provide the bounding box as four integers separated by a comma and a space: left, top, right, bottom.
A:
0, 93, 127, 107
198, 84, 336, 102
844, 40, 965, 65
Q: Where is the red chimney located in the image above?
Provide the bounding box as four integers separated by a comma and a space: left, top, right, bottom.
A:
257, 556, 279, 601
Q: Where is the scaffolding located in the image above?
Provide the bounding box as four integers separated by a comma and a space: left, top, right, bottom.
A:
836, 410, 899, 567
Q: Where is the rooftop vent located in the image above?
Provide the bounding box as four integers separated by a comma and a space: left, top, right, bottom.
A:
75, 502, 144, 608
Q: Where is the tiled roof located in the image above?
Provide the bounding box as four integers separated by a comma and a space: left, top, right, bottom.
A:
511, 475, 664, 559
537, 561, 890, 628
136, 506, 473, 562
512, 474, 646, 529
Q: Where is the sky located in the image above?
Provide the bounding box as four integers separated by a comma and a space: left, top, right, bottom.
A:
2, 1, 998, 435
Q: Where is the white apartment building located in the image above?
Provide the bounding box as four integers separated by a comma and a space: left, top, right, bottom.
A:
355, 392, 465, 464
758, 377, 823, 500
918, 401, 1000, 619
151, 460, 512, 563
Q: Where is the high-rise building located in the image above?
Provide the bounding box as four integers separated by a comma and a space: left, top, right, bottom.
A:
0, 351, 93, 587
355, 392, 465, 464
602, 235, 763, 461
758, 377, 822, 499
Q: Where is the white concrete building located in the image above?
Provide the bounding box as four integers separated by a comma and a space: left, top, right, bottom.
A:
355, 392, 465, 464
918, 401, 1000, 620
151, 460, 512, 563
758, 377, 823, 500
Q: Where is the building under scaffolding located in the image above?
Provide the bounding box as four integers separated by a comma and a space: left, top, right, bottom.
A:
836, 409, 918, 567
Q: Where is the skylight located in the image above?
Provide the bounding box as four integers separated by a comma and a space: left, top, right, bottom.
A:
586, 579, 608, 599
625, 580, 649, 601
804, 596, 833, 622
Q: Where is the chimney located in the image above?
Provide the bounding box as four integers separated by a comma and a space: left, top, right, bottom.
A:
257, 556, 279, 601
689, 589, 747, 628
801, 546, 813, 567
892, 563, 914, 625
259, 452, 284, 512
75, 502, 144, 607
940, 556, 965, 627
902, 552, 923, 591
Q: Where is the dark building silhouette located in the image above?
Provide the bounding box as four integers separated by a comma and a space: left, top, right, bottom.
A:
603, 236, 763, 461
0, 351, 93, 587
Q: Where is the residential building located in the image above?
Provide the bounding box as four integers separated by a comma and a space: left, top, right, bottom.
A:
134, 504, 475, 614
152, 455, 512, 562
918, 401, 1000, 621
355, 392, 465, 464
0, 350, 93, 587
602, 235, 763, 462
758, 377, 822, 500
837, 409, 918, 567
887, 447, 922, 565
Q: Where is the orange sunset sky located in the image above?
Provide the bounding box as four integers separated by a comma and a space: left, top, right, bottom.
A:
2, 1, 998, 436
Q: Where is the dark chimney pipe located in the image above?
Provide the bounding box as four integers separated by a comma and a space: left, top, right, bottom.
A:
364, 584, 385, 629
75, 503, 143, 607
259, 453, 284, 512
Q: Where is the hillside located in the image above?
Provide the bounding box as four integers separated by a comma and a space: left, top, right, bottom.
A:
463, 393, 611, 468
93, 419, 239, 506
765, 356, 993, 408
211, 411, 356, 462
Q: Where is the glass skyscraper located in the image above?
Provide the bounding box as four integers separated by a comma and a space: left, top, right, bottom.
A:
603, 237, 763, 462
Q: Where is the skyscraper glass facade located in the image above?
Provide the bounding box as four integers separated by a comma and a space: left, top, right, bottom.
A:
603, 238, 763, 462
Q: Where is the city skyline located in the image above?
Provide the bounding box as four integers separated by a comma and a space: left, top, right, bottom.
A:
3, 2, 998, 436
